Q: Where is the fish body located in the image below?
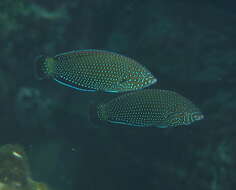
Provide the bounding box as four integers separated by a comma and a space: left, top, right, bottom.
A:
35, 49, 157, 93
91, 89, 204, 128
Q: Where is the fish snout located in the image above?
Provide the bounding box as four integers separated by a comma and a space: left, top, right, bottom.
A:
143, 74, 157, 87
192, 112, 204, 122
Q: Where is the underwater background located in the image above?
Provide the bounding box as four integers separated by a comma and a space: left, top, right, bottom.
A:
0, 0, 235, 190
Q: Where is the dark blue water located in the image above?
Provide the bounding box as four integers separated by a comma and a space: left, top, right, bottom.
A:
0, 0, 235, 190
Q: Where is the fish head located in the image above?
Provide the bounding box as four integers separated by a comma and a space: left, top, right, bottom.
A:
117, 72, 157, 92
167, 111, 204, 127
182, 111, 204, 126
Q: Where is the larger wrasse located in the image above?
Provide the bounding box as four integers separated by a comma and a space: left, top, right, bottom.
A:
35, 49, 157, 93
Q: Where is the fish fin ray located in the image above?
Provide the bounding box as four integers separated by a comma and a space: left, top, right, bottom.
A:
34, 55, 49, 80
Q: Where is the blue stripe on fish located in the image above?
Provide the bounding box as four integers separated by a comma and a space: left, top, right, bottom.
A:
107, 120, 149, 127
108, 120, 169, 128
54, 79, 96, 92
104, 90, 120, 93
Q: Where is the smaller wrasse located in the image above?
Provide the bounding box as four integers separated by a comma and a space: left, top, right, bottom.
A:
35, 49, 157, 93
90, 89, 204, 128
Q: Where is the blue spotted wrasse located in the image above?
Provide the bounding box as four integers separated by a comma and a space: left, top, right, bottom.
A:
90, 89, 204, 128
35, 49, 157, 93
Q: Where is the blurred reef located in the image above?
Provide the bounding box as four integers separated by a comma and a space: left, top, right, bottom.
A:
0, 144, 51, 190
0, 0, 235, 190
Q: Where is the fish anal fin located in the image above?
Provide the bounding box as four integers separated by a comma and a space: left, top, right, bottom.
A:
54, 77, 96, 92
149, 122, 169, 129
157, 125, 169, 129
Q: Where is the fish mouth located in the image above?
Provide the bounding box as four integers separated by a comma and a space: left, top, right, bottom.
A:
151, 77, 157, 84
193, 112, 204, 121
147, 76, 157, 86
197, 114, 204, 121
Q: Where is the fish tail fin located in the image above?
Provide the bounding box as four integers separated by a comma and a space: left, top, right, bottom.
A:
34, 55, 55, 80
